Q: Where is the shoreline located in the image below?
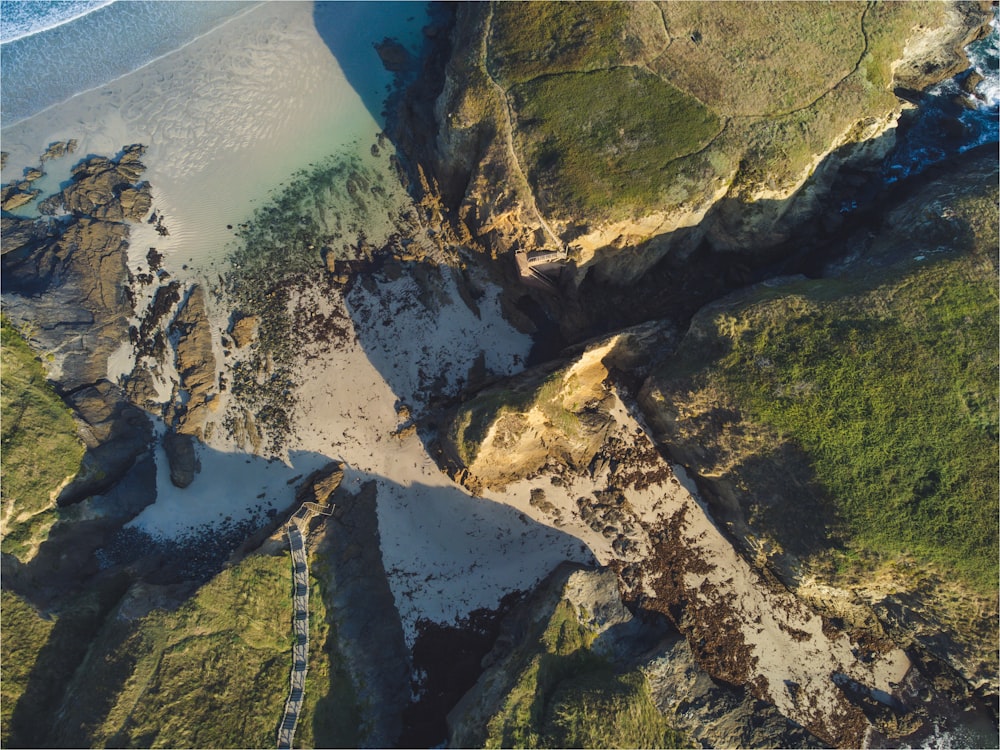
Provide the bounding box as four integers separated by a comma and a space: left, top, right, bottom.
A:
0, 2, 262, 128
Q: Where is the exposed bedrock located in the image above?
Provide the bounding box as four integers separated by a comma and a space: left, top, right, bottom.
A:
397, 1, 991, 307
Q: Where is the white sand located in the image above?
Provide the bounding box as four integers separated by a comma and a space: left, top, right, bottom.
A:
2, 2, 386, 280
292, 262, 596, 644
3, 1, 599, 642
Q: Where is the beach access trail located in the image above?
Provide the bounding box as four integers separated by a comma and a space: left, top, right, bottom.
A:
277, 501, 333, 750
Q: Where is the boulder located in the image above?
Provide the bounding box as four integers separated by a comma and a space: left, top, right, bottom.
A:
229, 314, 259, 348
295, 462, 345, 506
375, 38, 411, 72
39, 139, 77, 162
162, 430, 200, 488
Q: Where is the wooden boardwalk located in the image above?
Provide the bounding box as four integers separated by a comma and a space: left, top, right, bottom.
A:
276, 501, 333, 750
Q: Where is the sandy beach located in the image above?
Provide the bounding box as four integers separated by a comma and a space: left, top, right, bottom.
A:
2, 1, 598, 642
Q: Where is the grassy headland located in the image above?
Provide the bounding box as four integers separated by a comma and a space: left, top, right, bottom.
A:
650, 180, 999, 594
477, 0, 954, 223
49, 551, 360, 748
511, 68, 721, 219
483, 599, 686, 749
1, 316, 85, 560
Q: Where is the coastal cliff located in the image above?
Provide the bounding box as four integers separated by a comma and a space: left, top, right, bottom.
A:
410, 1, 990, 294
1, 2, 996, 748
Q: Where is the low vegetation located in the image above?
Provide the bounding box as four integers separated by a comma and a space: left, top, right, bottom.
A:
1, 581, 126, 747
488, 2, 638, 84
655, 2, 866, 116
1, 315, 85, 560
511, 68, 722, 219
479, 0, 954, 222
654, 183, 999, 593
483, 600, 686, 749
49, 551, 360, 748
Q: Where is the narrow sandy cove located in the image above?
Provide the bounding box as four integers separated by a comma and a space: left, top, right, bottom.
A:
3, 1, 600, 641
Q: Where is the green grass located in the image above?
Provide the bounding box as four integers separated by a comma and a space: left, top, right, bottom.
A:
1, 591, 57, 744
42, 550, 360, 748
655, 2, 866, 117
511, 67, 722, 220
48, 554, 296, 747
1, 315, 85, 560
488, 2, 635, 85
483, 600, 687, 749
478, 1, 954, 222
662, 242, 998, 592
1, 580, 126, 747
301, 557, 363, 749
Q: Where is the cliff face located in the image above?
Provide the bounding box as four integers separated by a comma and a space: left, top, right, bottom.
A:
419, 1, 989, 288
637, 150, 999, 696
439, 326, 992, 747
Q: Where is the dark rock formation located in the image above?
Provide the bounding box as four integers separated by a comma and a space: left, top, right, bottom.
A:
375, 38, 412, 72
162, 430, 200, 489
59, 382, 153, 505
168, 285, 218, 439
50, 145, 152, 222
316, 482, 410, 748
449, 563, 822, 749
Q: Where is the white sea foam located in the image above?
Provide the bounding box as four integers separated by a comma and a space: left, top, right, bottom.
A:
0, 0, 115, 44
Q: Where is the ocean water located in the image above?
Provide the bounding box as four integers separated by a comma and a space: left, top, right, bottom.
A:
1, 1, 256, 125
884, 9, 1000, 181
0, 0, 115, 43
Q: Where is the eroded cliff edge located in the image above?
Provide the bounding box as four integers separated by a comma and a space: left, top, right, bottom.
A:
398, 1, 990, 331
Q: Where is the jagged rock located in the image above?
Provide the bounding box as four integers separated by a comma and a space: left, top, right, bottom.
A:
0, 214, 52, 254
22, 167, 43, 182
1, 183, 40, 211
58, 381, 153, 505
2, 217, 132, 391
375, 38, 411, 72
61, 152, 153, 222
162, 430, 200, 488
295, 462, 344, 506
228, 313, 259, 348
39, 139, 77, 162
125, 363, 160, 408
170, 285, 218, 437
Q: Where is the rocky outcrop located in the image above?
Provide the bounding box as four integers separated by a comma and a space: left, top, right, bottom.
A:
59, 382, 153, 505
404, 1, 990, 294
228, 313, 258, 348
295, 462, 344, 506
168, 285, 218, 439
39, 139, 78, 163
1, 144, 156, 392
449, 563, 822, 749
47, 145, 153, 222
440, 320, 994, 746
161, 431, 200, 489
315, 482, 410, 748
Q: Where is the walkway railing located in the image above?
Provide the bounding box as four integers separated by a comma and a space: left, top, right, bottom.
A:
276, 501, 334, 749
